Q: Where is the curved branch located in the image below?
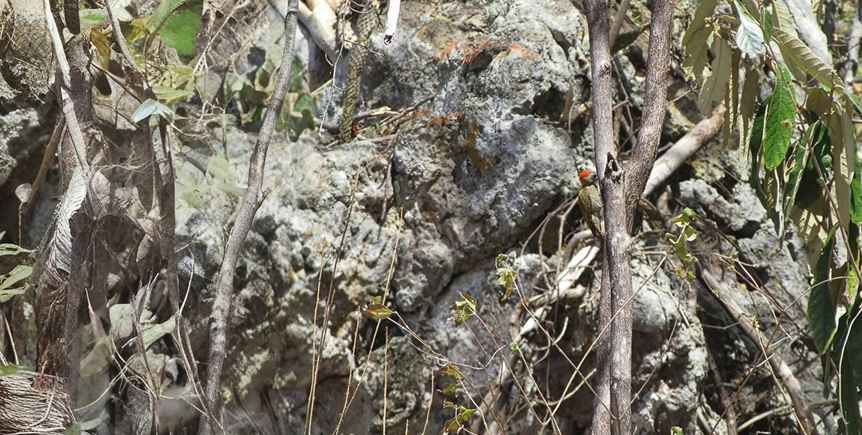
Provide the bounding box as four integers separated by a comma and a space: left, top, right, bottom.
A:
197, 1, 300, 434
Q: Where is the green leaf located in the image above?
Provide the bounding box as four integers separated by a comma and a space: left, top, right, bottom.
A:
697, 37, 732, 113
158, 6, 202, 57
363, 303, 395, 320
772, 1, 839, 91
453, 292, 477, 325
78, 8, 107, 31
762, 67, 796, 170
809, 228, 838, 353
852, 168, 862, 225
682, 0, 717, 83
65, 423, 82, 435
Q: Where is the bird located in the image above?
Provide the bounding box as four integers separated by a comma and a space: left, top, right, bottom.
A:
577, 168, 604, 242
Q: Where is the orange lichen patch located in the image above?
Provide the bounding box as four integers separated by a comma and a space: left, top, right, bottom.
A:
435, 40, 458, 62
461, 39, 494, 65
428, 112, 465, 127
503, 43, 540, 61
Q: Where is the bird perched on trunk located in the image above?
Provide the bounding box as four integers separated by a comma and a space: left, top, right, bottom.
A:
577, 168, 665, 241
578, 168, 604, 241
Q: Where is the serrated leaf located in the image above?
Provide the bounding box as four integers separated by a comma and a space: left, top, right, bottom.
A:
698, 38, 732, 113
739, 67, 759, 161
827, 107, 855, 236
682, 0, 717, 83
808, 227, 838, 353
771, 0, 837, 89
762, 67, 796, 170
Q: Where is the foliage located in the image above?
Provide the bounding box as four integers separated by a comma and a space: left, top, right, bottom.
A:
0, 242, 32, 303
667, 208, 699, 281
683, 0, 862, 430
494, 253, 517, 301
452, 292, 476, 325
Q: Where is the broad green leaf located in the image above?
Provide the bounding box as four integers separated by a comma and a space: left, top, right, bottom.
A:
157, 5, 202, 57
698, 37, 732, 113
808, 227, 838, 353
772, 1, 839, 91
0, 289, 25, 303
762, 67, 796, 170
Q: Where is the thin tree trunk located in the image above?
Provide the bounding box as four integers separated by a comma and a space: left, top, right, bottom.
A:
198, 2, 300, 433
584, 0, 676, 433
583, 0, 616, 432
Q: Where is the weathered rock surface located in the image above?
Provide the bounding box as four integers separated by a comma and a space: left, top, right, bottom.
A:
0, 0, 832, 434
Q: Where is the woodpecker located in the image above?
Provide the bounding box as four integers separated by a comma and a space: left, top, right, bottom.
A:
577, 168, 604, 241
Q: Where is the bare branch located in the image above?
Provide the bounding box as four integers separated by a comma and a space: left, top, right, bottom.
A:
197, 1, 300, 434
624, 0, 675, 231
700, 269, 820, 435
643, 104, 725, 197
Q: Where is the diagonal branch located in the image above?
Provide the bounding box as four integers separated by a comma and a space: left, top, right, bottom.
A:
623, 0, 675, 232
197, 1, 300, 434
